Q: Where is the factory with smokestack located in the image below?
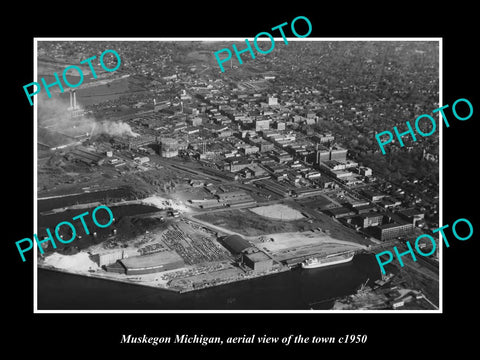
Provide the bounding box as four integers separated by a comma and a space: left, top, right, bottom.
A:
68, 90, 85, 118
38, 90, 93, 151
38, 89, 139, 152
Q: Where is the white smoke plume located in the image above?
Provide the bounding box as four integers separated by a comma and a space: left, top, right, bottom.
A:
38, 92, 139, 138
92, 121, 139, 137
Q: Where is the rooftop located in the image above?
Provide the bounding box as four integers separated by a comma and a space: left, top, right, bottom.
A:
119, 251, 184, 269
244, 251, 271, 262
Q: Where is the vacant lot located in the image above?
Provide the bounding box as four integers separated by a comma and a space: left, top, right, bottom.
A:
196, 209, 311, 237
195, 208, 370, 246
249, 204, 305, 220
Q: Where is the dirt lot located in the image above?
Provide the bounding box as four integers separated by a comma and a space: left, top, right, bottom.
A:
194, 208, 370, 246
249, 204, 305, 220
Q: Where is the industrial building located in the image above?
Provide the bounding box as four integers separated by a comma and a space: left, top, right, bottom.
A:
107, 251, 185, 275
38, 127, 83, 151
227, 158, 254, 172
351, 204, 377, 214
241, 251, 273, 272
91, 249, 138, 267
220, 235, 253, 255
271, 150, 293, 163
398, 209, 425, 226
325, 206, 356, 219
249, 137, 275, 152
352, 213, 386, 229
69, 146, 106, 166
38, 106, 93, 150
241, 145, 259, 155
160, 137, 187, 158
67, 90, 85, 118
361, 189, 386, 202
219, 235, 273, 272
116, 134, 157, 150
372, 222, 415, 241
215, 190, 257, 207
379, 197, 402, 210
316, 145, 347, 164
293, 187, 324, 198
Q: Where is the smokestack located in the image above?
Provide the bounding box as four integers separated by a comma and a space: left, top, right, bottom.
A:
69, 90, 73, 109
73, 90, 77, 110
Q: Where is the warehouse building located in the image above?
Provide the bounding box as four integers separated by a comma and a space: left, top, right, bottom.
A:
398, 209, 425, 226
69, 147, 106, 166
372, 222, 415, 241
242, 251, 273, 272
325, 206, 355, 219
116, 134, 158, 150
219, 235, 273, 272
219, 235, 254, 255
352, 213, 386, 229
110, 251, 185, 275
216, 190, 250, 202
91, 248, 143, 268
249, 137, 275, 152
160, 137, 188, 158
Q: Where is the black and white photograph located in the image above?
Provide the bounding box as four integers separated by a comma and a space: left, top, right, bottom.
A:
33, 39, 441, 312
6, 4, 478, 356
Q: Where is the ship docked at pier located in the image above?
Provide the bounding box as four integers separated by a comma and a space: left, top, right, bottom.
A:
301, 252, 354, 269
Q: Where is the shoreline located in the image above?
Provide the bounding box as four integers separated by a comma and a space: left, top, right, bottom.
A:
38, 264, 182, 293
37, 262, 294, 294
37, 250, 366, 295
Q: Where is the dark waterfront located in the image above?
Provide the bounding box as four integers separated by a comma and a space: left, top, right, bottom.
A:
38, 187, 137, 212
38, 253, 380, 310
37, 203, 163, 254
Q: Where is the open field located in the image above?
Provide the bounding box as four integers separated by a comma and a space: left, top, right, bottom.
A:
195, 208, 313, 237
194, 208, 371, 246
249, 204, 305, 220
